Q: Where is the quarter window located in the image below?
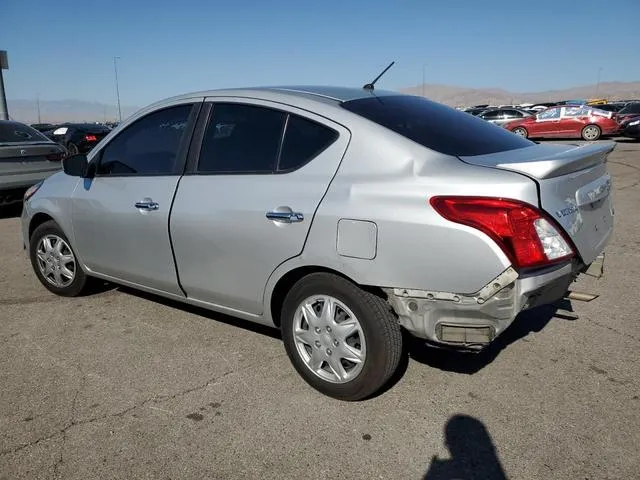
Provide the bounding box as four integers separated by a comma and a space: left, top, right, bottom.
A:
198, 104, 286, 173
97, 104, 192, 176
278, 115, 338, 171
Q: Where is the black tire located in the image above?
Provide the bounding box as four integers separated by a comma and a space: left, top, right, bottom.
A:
512, 127, 528, 138
66, 142, 79, 156
280, 272, 403, 401
29, 220, 89, 297
581, 124, 601, 141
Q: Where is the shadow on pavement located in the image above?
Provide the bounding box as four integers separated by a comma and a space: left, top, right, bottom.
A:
117, 285, 282, 340
0, 203, 23, 219
409, 302, 576, 375
424, 414, 507, 479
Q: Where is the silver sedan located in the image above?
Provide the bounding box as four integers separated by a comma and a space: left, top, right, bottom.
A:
21, 86, 614, 400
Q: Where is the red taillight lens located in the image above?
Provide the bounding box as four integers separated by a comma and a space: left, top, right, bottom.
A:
430, 196, 573, 268
85, 134, 97, 141
46, 152, 63, 161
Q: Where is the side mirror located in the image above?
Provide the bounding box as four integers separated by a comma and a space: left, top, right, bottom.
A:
62, 153, 89, 177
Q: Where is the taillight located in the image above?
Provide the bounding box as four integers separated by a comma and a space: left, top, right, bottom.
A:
430, 196, 574, 268
46, 152, 63, 161
85, 134, 97, 141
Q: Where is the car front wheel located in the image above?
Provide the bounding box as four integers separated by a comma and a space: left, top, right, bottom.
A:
512, 127, 528, 138
280, 272, 403, 401
29, 220, 89, 297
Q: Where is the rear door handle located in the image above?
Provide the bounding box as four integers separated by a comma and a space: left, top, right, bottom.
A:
135, 198, 159, 211
266, 210, 304, 223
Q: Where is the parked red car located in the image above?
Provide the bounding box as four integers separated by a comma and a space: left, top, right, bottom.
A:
504, 106, 620, 141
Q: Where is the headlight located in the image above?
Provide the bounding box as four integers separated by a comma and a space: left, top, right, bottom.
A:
628, 120, 640, 127
24, 181, 43, 202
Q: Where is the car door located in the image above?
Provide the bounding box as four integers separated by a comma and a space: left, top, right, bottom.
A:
533, 107, 562, 136
71, 101, 200, 294
170, 99, 350, 315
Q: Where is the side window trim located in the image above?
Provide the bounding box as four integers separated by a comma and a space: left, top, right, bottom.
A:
92, 101, 202, 178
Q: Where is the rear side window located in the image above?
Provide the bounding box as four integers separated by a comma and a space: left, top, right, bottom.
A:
198, 104, 286, 173
341, 96, 533, 156
278, 115, 338, 171
0, 122, 50, 143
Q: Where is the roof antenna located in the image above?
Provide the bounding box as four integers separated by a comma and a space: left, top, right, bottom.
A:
363, 61, 395, 91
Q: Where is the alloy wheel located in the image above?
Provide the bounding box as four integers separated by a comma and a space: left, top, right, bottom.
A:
35, 234, 76, 288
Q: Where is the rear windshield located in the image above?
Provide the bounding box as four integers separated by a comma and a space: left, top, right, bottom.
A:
341, 95, 534, 156
619, 102, 640, 115
0, 122, 50, 143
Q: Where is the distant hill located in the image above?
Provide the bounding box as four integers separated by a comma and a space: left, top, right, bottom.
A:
6, 81, 640, 123
401, 81, 640, 107
6, 99, 140, 124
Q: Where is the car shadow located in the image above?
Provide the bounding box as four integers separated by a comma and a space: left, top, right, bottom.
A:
424, 414, 507, 479
0, 203, 23, 219
408, 301, 576, 375
614, 138, 638, 144
115, 285, 282, 340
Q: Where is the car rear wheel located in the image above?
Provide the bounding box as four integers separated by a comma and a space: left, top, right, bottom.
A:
280, 272, 403, 401
512, 127, 528, 138
29, 220, 89, 297
581, 125, 601, 141
66, 142, 79, 156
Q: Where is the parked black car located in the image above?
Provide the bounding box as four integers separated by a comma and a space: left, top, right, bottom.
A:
30, 123, 58, 133
44, 123, 111, 155
621, 116, 640, 140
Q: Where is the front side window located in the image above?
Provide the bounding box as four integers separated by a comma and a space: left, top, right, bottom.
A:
537, 108, 561, 120
97, 104, 192, 176
198, 104, 286, 174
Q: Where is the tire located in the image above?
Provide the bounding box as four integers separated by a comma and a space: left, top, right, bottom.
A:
29, 220, 89, 297
512, 127, 528, 138
66, 142, 79, 156
581, 124, 601, 141
280, 272, 403, 401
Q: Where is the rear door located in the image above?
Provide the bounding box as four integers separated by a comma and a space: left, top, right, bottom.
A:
71, 101, 200, 294
170, 99, 350, 314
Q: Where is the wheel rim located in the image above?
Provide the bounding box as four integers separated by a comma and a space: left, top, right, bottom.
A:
292, 295, 366, 384
35, 235, 76, 288
67, 144, 78, 155
513, 128, 526, 137
584, 126, 599, 140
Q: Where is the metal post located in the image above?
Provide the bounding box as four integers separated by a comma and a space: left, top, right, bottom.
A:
36, 94, 41, 123
421, 64, 426, 97
595, 67, 603, 97
113, 56, 122, 122
0, 70, 8, 121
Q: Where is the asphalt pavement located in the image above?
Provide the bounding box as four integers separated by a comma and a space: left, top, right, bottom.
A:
1, 140, 639, 479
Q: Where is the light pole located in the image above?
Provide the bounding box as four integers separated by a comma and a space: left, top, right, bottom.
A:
0, 50, 9, 121
113, 56, 122, 122
421, 63, 427, 97
595, 67, 603, 98
36, 94, 41, 123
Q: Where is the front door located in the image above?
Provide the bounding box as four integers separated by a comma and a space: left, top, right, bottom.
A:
170, 100, 350, 314
72, 102, 199, 294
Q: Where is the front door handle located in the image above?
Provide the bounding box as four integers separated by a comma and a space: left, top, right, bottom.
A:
135, 198, 159, 211
266, 210, 304, 223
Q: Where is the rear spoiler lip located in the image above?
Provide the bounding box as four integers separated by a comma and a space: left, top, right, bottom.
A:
459, 142, 616, 180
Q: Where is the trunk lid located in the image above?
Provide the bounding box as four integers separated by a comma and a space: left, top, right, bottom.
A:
0, 142, 65, 174
459, 142, 615, 265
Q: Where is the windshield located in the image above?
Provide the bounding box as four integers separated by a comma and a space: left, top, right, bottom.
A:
342, 95, 534, 156
0, 122, 51, 143
619, 103, 640, 115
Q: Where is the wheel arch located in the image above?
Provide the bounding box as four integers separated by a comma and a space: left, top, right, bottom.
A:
268, 265, 386, 329
28, 212, 55, 240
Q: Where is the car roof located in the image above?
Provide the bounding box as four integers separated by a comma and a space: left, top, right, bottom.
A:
152, 85, 400, 107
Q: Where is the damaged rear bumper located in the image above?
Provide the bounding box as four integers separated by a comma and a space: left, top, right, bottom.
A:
383, 260, 592, 349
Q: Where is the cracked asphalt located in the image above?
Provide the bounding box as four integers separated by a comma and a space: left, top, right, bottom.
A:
1, 140, 639, 479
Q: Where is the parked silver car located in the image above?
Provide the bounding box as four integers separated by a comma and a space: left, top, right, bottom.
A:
0, 120, 65, 205
21, 87, 614, 400
477, 108, 534, 126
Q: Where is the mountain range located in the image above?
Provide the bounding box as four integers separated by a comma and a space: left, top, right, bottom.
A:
6, 81, 640, 124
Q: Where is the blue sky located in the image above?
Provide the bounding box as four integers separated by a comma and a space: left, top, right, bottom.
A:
2, 0, 639, 106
